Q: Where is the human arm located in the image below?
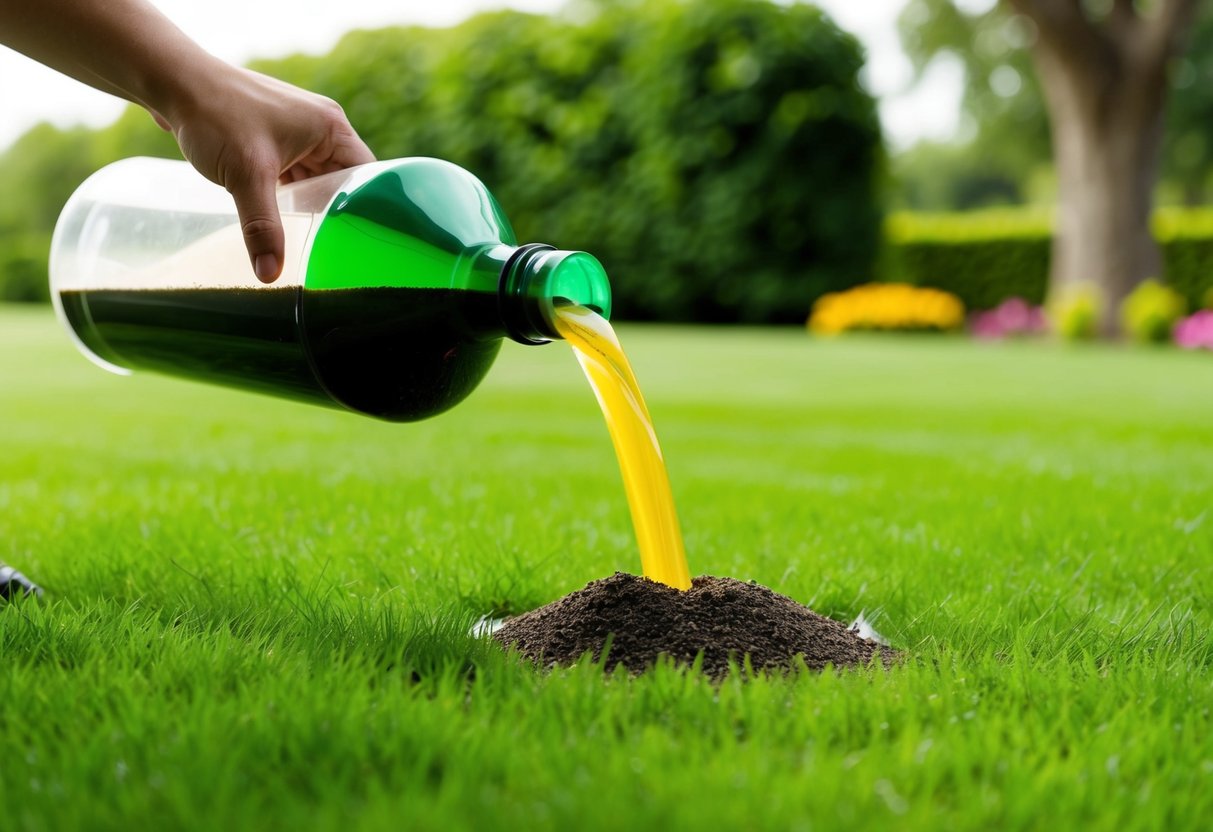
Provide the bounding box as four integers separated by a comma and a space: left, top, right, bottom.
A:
0, 0, 376, 282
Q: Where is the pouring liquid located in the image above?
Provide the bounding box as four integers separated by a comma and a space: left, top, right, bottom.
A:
552, 305, 692, 590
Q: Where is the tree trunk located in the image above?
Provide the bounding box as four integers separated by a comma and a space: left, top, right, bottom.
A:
1035, 49, 1164, 335
1009, 0, 1198, 336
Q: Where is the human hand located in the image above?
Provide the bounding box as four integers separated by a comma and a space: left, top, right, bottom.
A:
0, 0, 375, 282
160, 63, 376, 282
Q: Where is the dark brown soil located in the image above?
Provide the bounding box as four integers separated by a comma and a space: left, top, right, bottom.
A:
493, 573, 898, 679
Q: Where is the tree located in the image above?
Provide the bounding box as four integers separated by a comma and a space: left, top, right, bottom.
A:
302, 0, 884, 323
901, 0, 1202, 334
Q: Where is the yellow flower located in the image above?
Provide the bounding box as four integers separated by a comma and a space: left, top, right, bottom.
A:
807, 283, 965, 334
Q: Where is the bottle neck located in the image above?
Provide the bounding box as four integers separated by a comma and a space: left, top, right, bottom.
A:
496, 243, 612, 345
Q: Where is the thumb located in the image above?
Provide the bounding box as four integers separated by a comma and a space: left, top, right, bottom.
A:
229, 172, 285, 283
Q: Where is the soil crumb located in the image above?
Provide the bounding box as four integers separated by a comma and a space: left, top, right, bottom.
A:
493, 573, 898, 679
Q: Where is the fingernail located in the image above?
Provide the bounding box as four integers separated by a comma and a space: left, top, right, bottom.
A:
255, 254, 280, 283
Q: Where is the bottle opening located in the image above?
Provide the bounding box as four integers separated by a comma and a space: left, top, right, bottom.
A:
544, 251, 611, 317
499, 245, 612, 344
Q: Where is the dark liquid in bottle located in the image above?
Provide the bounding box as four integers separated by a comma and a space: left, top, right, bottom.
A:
58, 287, 503, 421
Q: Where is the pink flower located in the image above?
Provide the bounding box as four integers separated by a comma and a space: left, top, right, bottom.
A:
970, 311, 1006, 340
1174, 310, 1213, 350
970, 297, 1048, 340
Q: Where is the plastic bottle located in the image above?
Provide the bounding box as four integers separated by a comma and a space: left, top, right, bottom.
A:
50, 157, 612, 421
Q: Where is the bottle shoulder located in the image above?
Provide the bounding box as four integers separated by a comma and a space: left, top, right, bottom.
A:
304, 158, 517, 292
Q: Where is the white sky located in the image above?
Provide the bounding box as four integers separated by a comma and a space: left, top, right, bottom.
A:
0, 0, 963, 153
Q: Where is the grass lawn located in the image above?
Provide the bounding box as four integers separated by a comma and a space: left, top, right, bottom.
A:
2, 303, 1211, 831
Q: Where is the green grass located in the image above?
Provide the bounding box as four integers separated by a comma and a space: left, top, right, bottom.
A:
2, 304, 1211, 831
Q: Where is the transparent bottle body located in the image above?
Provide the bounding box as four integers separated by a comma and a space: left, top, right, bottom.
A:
50, 156, 571, 421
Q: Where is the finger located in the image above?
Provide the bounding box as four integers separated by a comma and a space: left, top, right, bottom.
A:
228, 171, 285, 284
341, 138, 376, 167
329, 130, 376, 168
284, 139, 370, 183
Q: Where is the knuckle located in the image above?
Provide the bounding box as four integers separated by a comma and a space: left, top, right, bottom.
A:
318, 96, 350, 126
240, 216, 278, 241
222, 144, 275, 186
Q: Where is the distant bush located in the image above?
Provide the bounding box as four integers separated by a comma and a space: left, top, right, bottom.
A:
0, 229, 51, 302
1048, 283, 1102, 341
0, 0, 884, 324
1120, 278, 1187, 344
885, 209, 1213, 313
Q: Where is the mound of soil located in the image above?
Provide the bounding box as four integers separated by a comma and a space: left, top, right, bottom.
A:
493, 573, 897, 679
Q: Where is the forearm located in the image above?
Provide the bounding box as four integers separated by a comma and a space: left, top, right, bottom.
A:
0, 0, 222, 121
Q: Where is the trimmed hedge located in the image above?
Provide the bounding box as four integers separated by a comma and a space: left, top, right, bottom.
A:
1157, 209, 1213, 307
886, 209, 1213, 311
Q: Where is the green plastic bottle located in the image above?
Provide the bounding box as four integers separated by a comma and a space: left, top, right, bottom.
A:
50, 157, 612, 421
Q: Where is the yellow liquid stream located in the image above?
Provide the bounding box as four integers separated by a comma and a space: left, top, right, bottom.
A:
551, 305, 693, 590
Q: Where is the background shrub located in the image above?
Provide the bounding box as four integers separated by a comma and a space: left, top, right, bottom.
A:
0, 0, 883, 325
1049, 283, 1102, 341
1120, 278, 1187, 344
0, 256, 47, 303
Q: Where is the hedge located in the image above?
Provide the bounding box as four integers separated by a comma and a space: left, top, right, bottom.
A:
1156, 209, 1213, 307
885, 208, 1213, 311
